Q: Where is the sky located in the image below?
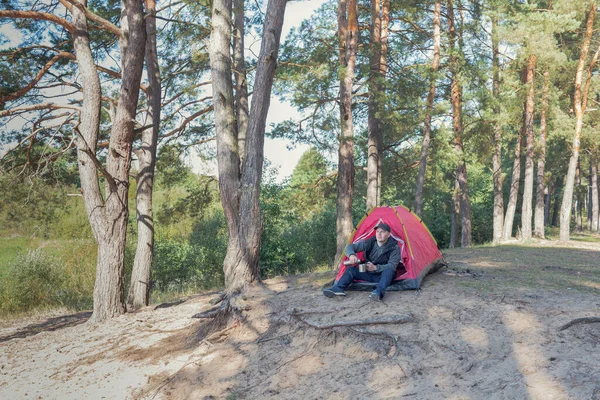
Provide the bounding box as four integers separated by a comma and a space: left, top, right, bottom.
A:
0, 0, 329, 182
262, 0, 328, 182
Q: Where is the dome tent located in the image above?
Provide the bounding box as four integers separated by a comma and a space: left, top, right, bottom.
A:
335, 205, 445, 290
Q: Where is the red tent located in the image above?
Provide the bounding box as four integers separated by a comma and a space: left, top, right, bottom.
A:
335, 205, 445, 290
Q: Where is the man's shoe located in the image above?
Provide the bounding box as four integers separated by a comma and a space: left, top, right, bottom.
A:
369, 289, 383, 302
323, 286, 346, 298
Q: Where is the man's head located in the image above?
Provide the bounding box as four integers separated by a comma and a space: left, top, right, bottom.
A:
374, 222, 391, 244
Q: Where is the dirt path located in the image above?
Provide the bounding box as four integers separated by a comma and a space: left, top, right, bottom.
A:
1, 243, 599, 399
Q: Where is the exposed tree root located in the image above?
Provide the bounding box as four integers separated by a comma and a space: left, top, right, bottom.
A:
192, 303, 228, 319
349, 326, 400, 358
291, 309, 415, 329
558, 317, 600, 331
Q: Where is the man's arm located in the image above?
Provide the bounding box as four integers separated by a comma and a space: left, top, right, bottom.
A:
375, 243, 401, 272
344, 240, 367, 263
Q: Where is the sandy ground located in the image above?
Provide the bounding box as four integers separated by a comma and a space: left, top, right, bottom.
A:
1, 244, 599, 400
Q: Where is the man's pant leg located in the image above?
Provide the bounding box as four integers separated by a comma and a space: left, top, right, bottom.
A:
375, 268, 396, 295
336, 267, 378, 290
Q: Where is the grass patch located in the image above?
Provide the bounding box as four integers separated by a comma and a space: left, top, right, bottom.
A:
443, 242, 600, 294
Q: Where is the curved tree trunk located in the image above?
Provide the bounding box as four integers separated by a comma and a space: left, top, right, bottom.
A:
560, 3, 596, 241
414, 0, 441, 218
491, 14, 503, 244
334, 0, 358, 267
521, 54, 536, 241
128, 0, 160, 311
534, 70, 549, 238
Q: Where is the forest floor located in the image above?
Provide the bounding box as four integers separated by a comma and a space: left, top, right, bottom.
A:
1, 238, 599, 400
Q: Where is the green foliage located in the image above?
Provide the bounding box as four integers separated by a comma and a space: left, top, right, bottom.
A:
0, 242, 95, 316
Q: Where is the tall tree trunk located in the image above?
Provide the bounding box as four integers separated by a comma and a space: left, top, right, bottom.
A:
376, 0, 389, 206
552, 176, 562, 227
334, 0, 358, 266
90, 0, 146, 323
576, 160, 583, 231
545, 180, 553, 226
128, 0, 160, 311
520, 54, 536, 241
210, 0, 287, 292
233, 0, 249, 164
414, 0, 441, 217
447, 0, 471, 247
449, 179, 460, 248
503, 132, 522, 240
560, 3, 596, 241
491, 14, 503, 244
588, 163, 593, 229
534, 70, 549, 238
591, 156, 599, 232
366, 0, 384, 211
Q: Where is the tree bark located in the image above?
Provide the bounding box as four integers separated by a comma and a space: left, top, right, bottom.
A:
210, 0, 287, 292
449, 178, 460, 248
551, 176, 562, 227
520, 54, 536, 241
576, 160, 583, 231
233, 0, 249, 165
591, 157, 599, 232
334, 0, 358, 266
90, 0, 146, 323
414, 0, 441, 218
447, 0, 471, 247
503, 131, 522, 240
534, 70, 549, 238
491, 14, 503, 244
560, 3, 596, 241
366, 0, 384, 211
128, 0, 160, 311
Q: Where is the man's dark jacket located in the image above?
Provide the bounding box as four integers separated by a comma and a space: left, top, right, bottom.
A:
344, 236, 401, 273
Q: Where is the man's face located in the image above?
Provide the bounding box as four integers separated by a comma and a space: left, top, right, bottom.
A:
375, 227, 391, 243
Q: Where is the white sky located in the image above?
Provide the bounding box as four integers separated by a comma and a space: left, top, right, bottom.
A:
253, 0, 329, 182
0, 0, 329, 182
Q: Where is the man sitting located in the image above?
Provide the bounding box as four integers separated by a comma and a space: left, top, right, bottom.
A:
323, 222, 401, 301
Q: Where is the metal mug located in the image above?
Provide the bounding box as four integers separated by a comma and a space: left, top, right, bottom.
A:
358, 264, 367, 273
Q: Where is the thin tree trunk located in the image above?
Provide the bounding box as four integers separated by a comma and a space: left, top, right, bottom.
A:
552, 176, 562, 227
366, 0, 384, 211
376, 0, 388, 207
334, 0, 358, 267
414, 0, 441, 217
72, 0, 103, 245
591, 156, 599, 232
210, 0, 287, 292
449, 178, 460, 248
560, 3, 596, 241
491, 14, 503, 244
503, 132, 522, 240
534, 70, 549, 238
128, 0, 160, 311
233, 0, 249, 164
447, 0, 471, 247
576, 160, 583, 231
521, 54, 536, 241
588, 166, 593, 229
545, 180, 552, 226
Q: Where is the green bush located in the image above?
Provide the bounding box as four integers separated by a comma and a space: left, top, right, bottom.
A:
0, 242, 96, 317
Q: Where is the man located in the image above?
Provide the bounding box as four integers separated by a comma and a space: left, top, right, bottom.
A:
323, 222, 401, 301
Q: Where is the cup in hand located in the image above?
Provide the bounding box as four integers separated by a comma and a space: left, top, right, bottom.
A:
358, 264, 367, 273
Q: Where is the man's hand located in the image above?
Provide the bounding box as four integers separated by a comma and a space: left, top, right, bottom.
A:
348, 254, 360, 265
366, 262, 377, 272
